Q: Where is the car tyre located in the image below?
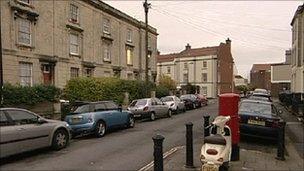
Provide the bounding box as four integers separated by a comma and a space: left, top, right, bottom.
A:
150, 112, 156, 121
168, 109, 172, 118
52, 129, 69, 150
95, 121, 106, 138
128, 116, 135, 128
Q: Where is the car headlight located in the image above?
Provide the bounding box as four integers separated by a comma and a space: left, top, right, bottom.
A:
66, 123, 70, 127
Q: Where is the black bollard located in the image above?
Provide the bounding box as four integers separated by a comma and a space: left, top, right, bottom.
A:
203, 115, 210, 137
152, 134, 165, 171
276, 121, 286, 161
185, 122, 195, 168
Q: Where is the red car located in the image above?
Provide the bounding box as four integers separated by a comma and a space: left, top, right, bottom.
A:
196, 94, 208, 106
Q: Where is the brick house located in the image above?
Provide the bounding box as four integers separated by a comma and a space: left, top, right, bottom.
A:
157, 39, 234, 98
250, 64, 271, 90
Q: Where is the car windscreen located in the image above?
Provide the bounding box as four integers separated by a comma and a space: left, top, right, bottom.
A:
70, 104, 90, 114
180, 95, 191, 100
239, 102, 272, 115
130, 99, 147, 107
248, 96, 269, 101
161, 97, 174, 102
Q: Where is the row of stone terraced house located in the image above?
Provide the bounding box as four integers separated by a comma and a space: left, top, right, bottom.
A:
1, 0, 158, 88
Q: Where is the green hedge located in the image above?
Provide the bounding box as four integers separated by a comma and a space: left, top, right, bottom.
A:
3, 84, 61, 106
64, 77, 155, 104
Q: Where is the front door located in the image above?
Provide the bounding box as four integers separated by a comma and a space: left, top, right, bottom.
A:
42, 64, 54, 85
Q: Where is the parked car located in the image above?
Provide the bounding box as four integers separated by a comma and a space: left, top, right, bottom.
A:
128, 98, 171, 121
239, 99, 282, 140
250, 92, 272, 102
65, 101, 134, 138
253, 88, 269, 94
248, 95, 271, 102
0, 108, 70, 158
161, 96, 186, 113
180, 94, 201, 109
196, 94, 208, 106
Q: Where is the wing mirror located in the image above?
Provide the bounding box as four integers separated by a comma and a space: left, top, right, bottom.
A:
37, 117, 47, 124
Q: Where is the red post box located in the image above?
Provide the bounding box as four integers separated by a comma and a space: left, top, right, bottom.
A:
219, 93, 240, 161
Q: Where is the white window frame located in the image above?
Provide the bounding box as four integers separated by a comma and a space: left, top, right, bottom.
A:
18, 18, 31, 46
69, 33, 79, 55
184, 62, 188, 70
202, 73, 207, 82
103, 43, 111, 62
183, 73, 188, 83
167, 66, 171, 74
69, 4, 79, 23
203, 61, 207, 68
70, 67, 79, 79
127, 29, 132, 43
103, 18, 110, 34
19, 62, 33, 86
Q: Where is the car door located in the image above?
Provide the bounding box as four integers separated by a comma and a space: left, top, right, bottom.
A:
0, 110, 24, 158
105, 102, 123, 127
6, 109, 53, 153
175, 97, 184, 110
155, 98, 167, 117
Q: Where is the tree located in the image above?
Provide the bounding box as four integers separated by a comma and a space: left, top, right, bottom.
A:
158, 75, 177, 91
235, 85, 249, 94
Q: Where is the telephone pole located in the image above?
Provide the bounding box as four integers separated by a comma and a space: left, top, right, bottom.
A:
143, 0, 151, 83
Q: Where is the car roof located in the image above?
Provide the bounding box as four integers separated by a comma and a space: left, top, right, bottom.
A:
241, 99, 272, 105
252, 92, 270, 96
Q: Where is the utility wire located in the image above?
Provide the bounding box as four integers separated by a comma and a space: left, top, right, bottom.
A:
154, 6, 291, 44
152, 7, 288, 50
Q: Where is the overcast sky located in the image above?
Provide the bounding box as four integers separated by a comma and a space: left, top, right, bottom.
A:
105, 0, 302, 78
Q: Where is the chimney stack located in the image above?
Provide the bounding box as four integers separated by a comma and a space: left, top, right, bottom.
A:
226, 38, 231, 44
185, 43, 191, 50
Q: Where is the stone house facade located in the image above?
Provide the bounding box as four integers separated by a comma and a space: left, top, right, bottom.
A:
1, 0, 158, 88
156, 39, 234, 98
291, 3, 304, 95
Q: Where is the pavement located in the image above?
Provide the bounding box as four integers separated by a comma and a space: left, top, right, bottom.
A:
141, 99, 304, 171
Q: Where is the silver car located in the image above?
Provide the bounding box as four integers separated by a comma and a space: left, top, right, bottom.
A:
0, 108, 71, 158
128, 98, 171, 121
161, 96, 186, 113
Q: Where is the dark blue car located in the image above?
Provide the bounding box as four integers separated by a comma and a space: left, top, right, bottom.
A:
65, 101, 134, 138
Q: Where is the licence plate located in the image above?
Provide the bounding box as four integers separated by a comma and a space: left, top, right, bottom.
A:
203, 165, 217, 171
134, 114, 141, 117
71, 118, 82, 124
248, 119, 265, 126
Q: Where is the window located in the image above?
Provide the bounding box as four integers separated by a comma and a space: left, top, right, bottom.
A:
70, 67, 79, 78
19, 62, 32, 86
167, 67, 171, 74
184, 62, 188, 69
127, 29, 132, 42
95, 103, 106, 112
103, 18, 110, 34
84, 68, 93, 77
126, 48, 133, 65
148, 51, 152, 58
203, 61, 207, 68
127, 73, 133, 80
0, 111, 9, 126
73, 104, 91, 113
105, 102, 118, 110
18, 18, 31, 45
7, 110, 38, 125
183, 73, 188, 83
202, 73, 207, 82
70, 4, 79, 23
70, 33, 79, 55
103, 43, 111, 62
201, 86, 207, 95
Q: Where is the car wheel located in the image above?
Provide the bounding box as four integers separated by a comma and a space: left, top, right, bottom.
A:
128, 116, 135, 128
150, 112, 156, 121
52, 129, 69, 150
95, 121, 106, 138
168, 110, 172, 118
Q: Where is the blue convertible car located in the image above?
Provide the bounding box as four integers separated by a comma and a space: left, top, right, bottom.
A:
65, 101, 134, 138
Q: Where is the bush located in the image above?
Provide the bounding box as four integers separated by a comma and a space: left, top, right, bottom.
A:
3, 84, 60, 106
155, 85, 170, 98
64, 77, 155, 105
